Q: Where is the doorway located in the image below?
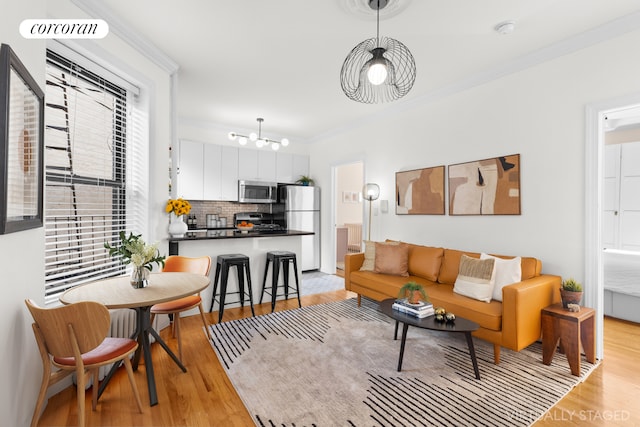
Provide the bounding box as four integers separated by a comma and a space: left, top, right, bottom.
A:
333, 161, 364, 275
586, 94, 640, 360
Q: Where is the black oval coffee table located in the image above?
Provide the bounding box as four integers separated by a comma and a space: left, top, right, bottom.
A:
380, 298, 481, 379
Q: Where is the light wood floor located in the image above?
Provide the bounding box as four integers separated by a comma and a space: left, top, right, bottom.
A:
36, 290, 640, 426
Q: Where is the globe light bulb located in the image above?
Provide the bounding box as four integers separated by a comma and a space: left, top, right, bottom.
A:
281, 138, 289, 147
367, 62, 387, 85
256, 139, 265, 148
249, 132, 258, 141
271, 142, 280, 151
238, 136, 248, 146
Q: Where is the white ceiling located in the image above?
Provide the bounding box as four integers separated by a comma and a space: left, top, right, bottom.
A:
85, 0, 640, 144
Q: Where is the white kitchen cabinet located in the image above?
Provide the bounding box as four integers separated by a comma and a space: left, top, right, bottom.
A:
220, 145, 239, 200
204, 144, 239, 201
238, 149, 277, 182
292, 153, 309, 181
177, 141, 238, 201
238, 149, 258, 180
176, 139, 204, 199
203, 144, 221, 200
276, 152, 294, 183
258, 150, 277, 182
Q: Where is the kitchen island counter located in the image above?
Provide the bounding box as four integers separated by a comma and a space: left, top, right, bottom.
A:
168, 230, 315, 315
169, 228, 313, 242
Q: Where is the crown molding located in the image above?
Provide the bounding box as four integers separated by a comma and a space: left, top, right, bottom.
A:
309, 10, 640, 144
71, 0, 179, 74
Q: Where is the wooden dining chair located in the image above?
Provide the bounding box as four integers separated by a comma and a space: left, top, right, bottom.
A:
25, 299, 143, 427
150, 255, 212, 361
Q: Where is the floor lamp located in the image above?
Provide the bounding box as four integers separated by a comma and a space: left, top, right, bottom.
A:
363, 183, 380, 241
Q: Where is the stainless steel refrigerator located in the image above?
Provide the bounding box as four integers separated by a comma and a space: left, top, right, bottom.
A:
282, 185, 320, 271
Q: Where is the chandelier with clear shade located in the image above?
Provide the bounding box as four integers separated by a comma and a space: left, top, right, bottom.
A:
340, 0, 416, 104
228, 117, 289, 151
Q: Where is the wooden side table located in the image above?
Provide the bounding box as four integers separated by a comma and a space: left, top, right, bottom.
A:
541, 303, 596, 376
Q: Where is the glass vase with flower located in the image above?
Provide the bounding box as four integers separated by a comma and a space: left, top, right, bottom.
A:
166, 198, 191, 238
105, 231, 166, 288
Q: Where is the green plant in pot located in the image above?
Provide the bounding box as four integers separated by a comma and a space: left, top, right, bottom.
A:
295, 175, 314, 186
398, 281, 429, 305
560, 277, 583, 308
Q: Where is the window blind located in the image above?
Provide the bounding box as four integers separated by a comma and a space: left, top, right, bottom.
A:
44, 49, 147, 304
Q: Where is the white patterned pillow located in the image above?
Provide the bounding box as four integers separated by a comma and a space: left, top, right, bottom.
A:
359, 240, 376, 271
480, 253, 522, 302
453, 255, 496, 303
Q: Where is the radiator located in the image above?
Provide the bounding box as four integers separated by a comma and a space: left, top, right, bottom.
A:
344, 223, 363, 252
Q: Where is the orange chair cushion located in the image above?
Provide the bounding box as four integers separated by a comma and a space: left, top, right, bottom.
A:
53, 337, 137, 366
151, 295, 202, 313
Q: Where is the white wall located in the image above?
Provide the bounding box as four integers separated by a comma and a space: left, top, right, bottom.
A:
310, 28, 640, 282
0, 2, 47, 426
0, 1, 173, 425
336, 162, 363, 226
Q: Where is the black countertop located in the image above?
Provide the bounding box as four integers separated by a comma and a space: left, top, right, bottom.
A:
168, 228, 313, 242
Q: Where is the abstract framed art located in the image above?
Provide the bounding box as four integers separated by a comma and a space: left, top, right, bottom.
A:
0, 44, 45, 234
395, 165, 445, 215
448, 154, 520, 215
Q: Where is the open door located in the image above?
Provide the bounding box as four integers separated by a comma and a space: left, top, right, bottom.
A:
334, 161, 364, 274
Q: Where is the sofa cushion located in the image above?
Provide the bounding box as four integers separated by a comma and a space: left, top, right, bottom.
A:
374, 242, 409, 276
453, 255, 496, 303
427, 283, 503, 331
481, 253, 522, 301
407, 245, 443, 281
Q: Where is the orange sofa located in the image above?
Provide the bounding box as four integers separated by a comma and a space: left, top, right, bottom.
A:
344, 243, 561, 364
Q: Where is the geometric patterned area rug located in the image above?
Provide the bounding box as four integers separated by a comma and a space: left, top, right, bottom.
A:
208, 298, 598, 427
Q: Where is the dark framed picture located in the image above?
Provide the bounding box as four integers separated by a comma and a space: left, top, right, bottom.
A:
448, 154, 521, 215
395, 165, 445, 215
0, 44, 44, 234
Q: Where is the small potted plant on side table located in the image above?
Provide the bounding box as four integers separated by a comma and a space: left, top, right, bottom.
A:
560, 277, 583, 309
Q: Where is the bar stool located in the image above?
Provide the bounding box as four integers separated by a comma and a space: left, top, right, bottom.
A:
260, 251, 302, 312
209, 254, 255, 322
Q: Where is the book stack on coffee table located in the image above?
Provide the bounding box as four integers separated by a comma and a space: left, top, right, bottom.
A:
392, 299, 435, 318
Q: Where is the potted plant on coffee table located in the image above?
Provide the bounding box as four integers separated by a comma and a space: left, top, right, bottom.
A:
398, 281, 429, 305
560, 277, 583, 308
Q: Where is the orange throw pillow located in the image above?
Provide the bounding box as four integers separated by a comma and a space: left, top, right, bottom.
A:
374, 242, 409, 277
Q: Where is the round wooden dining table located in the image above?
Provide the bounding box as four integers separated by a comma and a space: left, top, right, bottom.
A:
60, 272, 210, 406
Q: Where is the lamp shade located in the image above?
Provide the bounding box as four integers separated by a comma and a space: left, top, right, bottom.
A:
363, 183, 380, 201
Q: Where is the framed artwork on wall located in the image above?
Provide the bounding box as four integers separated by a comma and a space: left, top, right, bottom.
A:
448, 154, 521, 215
0, 44, 45, 234
395, 165, 445, 215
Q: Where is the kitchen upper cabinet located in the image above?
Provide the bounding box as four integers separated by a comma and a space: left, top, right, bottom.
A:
177, 140, 310, 200
203, 144, 239, 201
292, 153, 309, 181
238, 149, 277, 182
238, 149, 258, 180
276, 152, 293, 183
258, 150, 277, 182
219, 145, 239, 200
276, 153, 309, 183
177, 140, 238, 201
176, 139, 204, 199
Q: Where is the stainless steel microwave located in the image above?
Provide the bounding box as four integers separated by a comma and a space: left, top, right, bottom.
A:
238, 180, 278, 203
